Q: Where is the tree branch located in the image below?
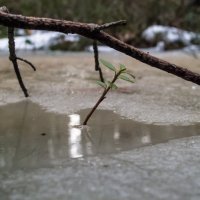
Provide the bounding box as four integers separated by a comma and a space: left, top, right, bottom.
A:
0, 7, 200, 85
92, 20, 127, 31
92, 21, 126, 82
17, 57, 36, 71
8, 27, 29, 97
1, 6, 36, 97
93, 40, 104, 82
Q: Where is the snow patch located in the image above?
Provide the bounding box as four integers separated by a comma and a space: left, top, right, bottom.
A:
142, 25, 199, 45
141, 41, 165, 53
86, 45, 115, 52
0, 30, 79, 51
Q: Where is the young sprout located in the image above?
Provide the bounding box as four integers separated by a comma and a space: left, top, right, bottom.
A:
83, 59, 135, 125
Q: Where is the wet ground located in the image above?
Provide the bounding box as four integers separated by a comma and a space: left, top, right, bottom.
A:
0, 51, 199, 124
0, 51, 200, 199
0, 101, 200, 171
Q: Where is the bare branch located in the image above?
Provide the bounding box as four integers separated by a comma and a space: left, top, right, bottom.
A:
1, 6, 37, 97
17, 57, 36, 71
93, 40, 104, 82
8, 26, 29, 97
92, 20, 126, 82
0, 7, 200, 86
95, 20, 127, 31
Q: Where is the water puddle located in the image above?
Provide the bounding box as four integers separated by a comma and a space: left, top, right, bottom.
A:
0, 101, 199, 170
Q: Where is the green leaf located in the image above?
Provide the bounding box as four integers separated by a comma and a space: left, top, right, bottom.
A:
107, 81, 118, 90
96, 81, 107, 89
111, 83, 118, 90
100, 59, 116, 72
119, 64, 126, 72
124, 72, 135, 79
119, 74, 135, 83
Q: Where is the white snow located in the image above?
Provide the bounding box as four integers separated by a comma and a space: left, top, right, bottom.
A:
0, 30, 79, 51
87, 25, 200, 53
141, 41, 165, 53
86, 45, 115, 52
1, 26, 199, 53
142, 25, 199, 45
183, 44, 200, 52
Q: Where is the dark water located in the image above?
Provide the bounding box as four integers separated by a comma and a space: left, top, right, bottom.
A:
0, 101, 199, 170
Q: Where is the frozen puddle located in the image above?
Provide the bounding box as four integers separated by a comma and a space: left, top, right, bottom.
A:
0, 101, 199, 170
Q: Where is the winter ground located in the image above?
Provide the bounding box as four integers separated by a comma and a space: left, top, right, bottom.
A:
0, 51, 200, 200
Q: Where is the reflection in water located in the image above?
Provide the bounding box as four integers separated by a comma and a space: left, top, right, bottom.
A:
0, 101, 199, 170
141, 134, 151, 144
68, 114, 82, 158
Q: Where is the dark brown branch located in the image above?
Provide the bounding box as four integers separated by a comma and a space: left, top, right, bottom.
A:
0, 8, 200, 85
5, 7, 28, 97
17, 57, 36, 71
93, 40, 99, 71
1, 7, 37, 97
94, 20, 127, 31
8, 27, 29, 97
83, 70, 121, 125
92, 21, 126, 82
93, 40, 104, 82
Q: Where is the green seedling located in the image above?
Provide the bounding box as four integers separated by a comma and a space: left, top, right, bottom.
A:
83, 59, 135, 125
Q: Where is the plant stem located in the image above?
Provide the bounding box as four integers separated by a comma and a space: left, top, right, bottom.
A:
83, 71, 120, 125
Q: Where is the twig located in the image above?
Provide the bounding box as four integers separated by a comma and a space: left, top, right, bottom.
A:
3, 6, 29, 97
83, 70, 121, 125
17, 57, 36, 71
0, 7, 200, 85
1, 6, 36, 97
95, 20, 127, 31
93, 40, 104, 82
8, 27, 29, 97
92, 20, 126, 82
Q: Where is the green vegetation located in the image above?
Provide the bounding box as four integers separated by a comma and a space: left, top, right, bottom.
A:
83, 59, 135, 125
1, 0, 200, 47
0, 25, 7, 38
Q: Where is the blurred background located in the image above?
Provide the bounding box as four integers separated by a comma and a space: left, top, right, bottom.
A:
0, 0, 200, 52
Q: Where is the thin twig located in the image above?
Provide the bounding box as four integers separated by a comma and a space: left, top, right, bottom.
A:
5, 6, 28, 97
89, 20, 127, 32
83, 71, 120, 125
95, 20, 127, 31
1, 6, 36, 97
93, 40, 104, 82
8, 27, 29, 97
17, 57, 36, 71
93, 40, 99, 71
98, 20, 127, 30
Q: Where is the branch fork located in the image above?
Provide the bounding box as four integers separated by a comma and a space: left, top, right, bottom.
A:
0, 6, 199, 98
